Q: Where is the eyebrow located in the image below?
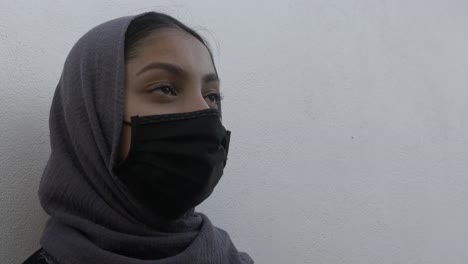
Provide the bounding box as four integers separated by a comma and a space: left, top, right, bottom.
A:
136, 61, 220, 83
203, 73, 220, 83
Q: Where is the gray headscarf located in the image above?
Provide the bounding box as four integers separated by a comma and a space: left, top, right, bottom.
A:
38, 11, 253, 264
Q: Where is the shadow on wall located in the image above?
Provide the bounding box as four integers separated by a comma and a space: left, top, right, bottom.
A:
0, 112, 50, 263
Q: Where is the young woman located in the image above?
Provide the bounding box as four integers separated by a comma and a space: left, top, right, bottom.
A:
23, 11, 253, 264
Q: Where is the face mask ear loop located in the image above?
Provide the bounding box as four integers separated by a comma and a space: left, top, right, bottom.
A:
125, 116, 140, 162
118, 116, 139, 167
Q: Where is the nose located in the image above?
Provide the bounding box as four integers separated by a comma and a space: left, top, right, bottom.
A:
182, 92, 210, 113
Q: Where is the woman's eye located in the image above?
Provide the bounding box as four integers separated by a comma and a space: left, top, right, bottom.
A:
205, 93, 221, 103
150, 85, 177, 96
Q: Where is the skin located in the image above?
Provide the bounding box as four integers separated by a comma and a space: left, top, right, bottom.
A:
118, 28, 221, 163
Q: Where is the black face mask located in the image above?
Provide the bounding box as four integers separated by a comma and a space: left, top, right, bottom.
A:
114, 109, 231, 220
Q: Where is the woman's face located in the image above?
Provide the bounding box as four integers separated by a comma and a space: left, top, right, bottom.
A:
119, 28, 220, 162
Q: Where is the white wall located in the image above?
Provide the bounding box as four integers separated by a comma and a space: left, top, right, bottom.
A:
1, 0, 468, 263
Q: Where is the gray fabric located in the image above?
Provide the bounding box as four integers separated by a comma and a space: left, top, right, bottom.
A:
38, 12, 253, 264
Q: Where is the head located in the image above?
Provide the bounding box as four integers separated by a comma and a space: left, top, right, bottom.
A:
119, 13, 222, 163
39, 12, 250, 261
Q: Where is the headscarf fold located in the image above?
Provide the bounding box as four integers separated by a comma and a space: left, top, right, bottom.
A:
38, 11, 253, 264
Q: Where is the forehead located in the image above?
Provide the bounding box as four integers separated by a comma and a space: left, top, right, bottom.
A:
129, 28, 215, 74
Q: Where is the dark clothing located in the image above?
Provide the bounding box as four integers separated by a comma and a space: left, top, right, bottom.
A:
23, 248, 51, 264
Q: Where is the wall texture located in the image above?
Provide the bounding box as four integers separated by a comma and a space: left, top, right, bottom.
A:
1, 0, 468, 263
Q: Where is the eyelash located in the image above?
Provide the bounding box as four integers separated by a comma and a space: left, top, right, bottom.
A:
149, 85, 223, 103
150, 85, 177, 96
